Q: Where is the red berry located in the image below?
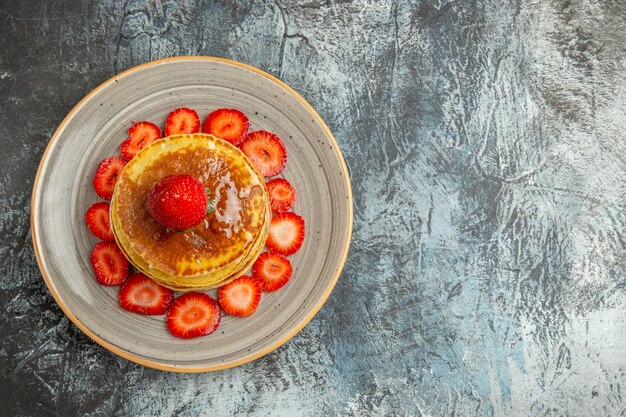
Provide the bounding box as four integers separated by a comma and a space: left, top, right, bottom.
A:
265, 212, 305, 256
118, 273, 174, 315
85, 202, 114, 241
203, 108, 250, 146
266, 178, 297, 212
147, 174, 208, 230
90, 241, 129, 286
252, 252, 293, 292
218, 275, 262, 316
164, 107, 200, 136
120, 121, 162, 161
239, 130, 287, 177
93, 157, 126, 200
166, 292, 221, 339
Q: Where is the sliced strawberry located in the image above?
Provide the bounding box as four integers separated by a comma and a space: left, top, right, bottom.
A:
218, 275, 261, 316
164, 107, 200, 136
252, 252, 293, 292
85, 202, 114, 241
93, 157, 126, 200
90, 241, 129, 286
118, 273, 174, 315
239, 130, 287, 177
203, 108, 250, 146
266, 178, 297, 213
265, 212, 305, 255
120, 121, 162, 161
166, 292, 221, 339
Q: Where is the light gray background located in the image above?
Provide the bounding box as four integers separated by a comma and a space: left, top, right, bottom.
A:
1, 0, 624, 416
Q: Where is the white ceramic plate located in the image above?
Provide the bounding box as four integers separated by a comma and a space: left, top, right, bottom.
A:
31, 57, 352, 372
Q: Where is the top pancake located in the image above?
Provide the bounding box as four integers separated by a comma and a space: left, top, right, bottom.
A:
111, 134, 268, 277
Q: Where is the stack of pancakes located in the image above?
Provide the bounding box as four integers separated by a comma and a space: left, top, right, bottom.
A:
111, 134, 270, 291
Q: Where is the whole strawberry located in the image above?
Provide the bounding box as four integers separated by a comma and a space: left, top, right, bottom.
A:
147, 174, 208, 230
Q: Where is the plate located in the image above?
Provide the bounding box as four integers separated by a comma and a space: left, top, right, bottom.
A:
31, 56, 352, 372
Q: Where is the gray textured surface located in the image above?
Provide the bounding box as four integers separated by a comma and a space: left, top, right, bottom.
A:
1, 0, 624, 416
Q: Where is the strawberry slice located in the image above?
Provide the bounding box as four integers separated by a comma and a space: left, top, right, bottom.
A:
239, 130, 287, 177
265, 212, 305, 255
266, 178, 297, 213
164, 107, 200, 136
166, 292, 221, 339
252, 252, 293, 292
90, 241, 129, 286
218, 275, 262, 316
118, 273, 174, 315
93, 157, 126, 200
120, 121, 162, 161
85, 202, 114, 241
203, 108, 250, 146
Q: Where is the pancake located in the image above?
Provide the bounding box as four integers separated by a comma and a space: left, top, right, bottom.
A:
111, 133, 269, 290
111, 134, 269, 289
116, 230, 266, 291
111, 184, 268, 285
110, 207, 268, 290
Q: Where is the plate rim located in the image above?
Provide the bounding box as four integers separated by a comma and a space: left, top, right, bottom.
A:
30, 56, 353, 373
